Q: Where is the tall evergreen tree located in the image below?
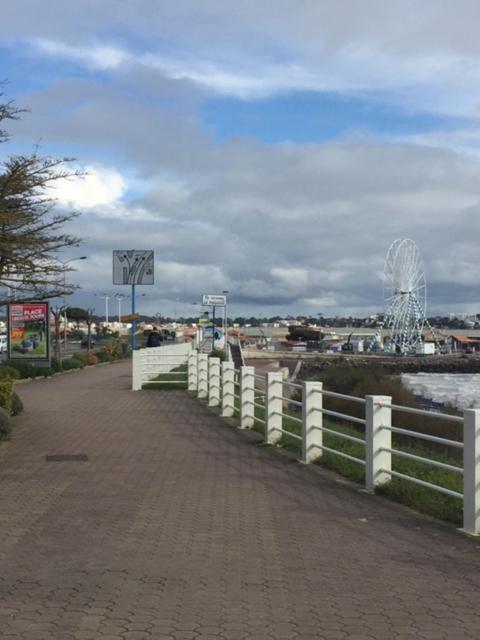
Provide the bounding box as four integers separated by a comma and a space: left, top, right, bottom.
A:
0, 87, 82, 304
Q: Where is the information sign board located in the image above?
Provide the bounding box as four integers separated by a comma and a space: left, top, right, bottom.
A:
202, 294, 226, 306
121, 313, 141, 322
113, 250, 154, 285
8, 303, 50, 360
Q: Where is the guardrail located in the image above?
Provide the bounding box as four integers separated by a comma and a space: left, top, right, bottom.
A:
187, 353, 480, 536
132, 343, 192, 390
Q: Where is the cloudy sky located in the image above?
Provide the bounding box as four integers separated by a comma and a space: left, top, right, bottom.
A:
2, 1, 480, 318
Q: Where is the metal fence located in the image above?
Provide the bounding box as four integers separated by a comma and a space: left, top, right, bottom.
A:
187, 353, 480, 536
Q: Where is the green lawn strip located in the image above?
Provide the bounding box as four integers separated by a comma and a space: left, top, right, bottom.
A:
243, 395, 464, 526
142, 365, 188, 390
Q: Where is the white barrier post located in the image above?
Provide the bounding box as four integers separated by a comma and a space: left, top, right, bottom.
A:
208, 357, 221, 407
222, 361, 235, 417
132, 350, 142, 391
365, 395, 392, 492
240, 366, 255, 429
197, 354, 209, 399
188, 351, 198, 391
463, 409, 480, 535
302, 382, 323, 464
265, 372, 282, 445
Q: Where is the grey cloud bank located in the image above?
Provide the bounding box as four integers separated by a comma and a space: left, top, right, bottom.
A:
2, 1, 480, 315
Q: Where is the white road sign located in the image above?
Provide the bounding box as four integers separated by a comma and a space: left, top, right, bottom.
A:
202, 294, 226, 306
113, 250, 154, 285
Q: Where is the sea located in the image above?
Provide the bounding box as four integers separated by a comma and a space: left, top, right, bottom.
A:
402, 373, 480, 410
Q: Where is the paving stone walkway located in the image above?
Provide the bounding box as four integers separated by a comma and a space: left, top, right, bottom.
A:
1, 361, 480, 639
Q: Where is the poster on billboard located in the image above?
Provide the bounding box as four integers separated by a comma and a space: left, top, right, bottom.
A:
8, 303, 50, 361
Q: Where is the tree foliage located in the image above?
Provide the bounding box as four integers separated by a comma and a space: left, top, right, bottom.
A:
0, 87, 82, 304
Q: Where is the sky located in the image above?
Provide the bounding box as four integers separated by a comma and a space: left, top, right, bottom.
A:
2, 1, 480, 318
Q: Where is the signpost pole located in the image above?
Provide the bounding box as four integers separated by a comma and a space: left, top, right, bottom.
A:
212, 305, 216, 351
131, 283, 136, 351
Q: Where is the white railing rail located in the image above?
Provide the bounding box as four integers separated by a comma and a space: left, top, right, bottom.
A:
132, 343, 192, 390
187, 354, 480, 536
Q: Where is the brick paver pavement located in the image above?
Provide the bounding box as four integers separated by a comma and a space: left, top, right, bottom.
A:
1, 361, 480, 639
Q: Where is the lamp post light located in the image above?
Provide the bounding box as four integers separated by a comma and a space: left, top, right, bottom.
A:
94, 293, 111, 326
115, 293, 129, 322
61, 256, 87, 348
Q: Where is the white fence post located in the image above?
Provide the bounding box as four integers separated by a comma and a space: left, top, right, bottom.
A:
265, 372, 283, 445
240, 366, 255, 429
208, 357, 221, 407
132, 350, 142, 391
188, 351, 198, 391
197, 354, 209, 399
302, 382, 323, 464
222, 361, 235, 417
365, 395, 392, 492
463, 409, 480, 535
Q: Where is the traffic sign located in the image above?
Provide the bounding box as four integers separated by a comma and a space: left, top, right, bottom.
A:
113, 250, 154, 285
202, 294, 226, 306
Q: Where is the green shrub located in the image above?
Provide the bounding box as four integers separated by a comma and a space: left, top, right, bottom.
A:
0, 378, 14, 415
0, 406, 12, 440
51, 358, 62, 373
95, 349, 114, 363
62, 359, 82, 371
11, 392, 23, 416
0, 365, 21, 380
4, 361, 39, 379
72, 352, 87, 367
210, 348, 227, 361
39, 367, 54, 378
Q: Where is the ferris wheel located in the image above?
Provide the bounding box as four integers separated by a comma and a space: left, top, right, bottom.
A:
383, 239, 427, 354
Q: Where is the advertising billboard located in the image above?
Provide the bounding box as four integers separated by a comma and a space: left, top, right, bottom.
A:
8, 303, 50, 361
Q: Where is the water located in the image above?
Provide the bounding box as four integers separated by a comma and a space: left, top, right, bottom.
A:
402, 373, 480, 410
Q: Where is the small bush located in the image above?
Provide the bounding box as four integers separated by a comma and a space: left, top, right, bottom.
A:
11, 392, 23, 416
96, 349, 115, 363
62, 359, 82, 371
72, 352, 87, 367
85, 352, 98, 365
0, 406, 12, 440
0, 365, 21, 380
0, 378, 14, 415
39, 367, 54, 378
4, 361, 39, 379
210, 348, 227, 361
51, 358, 62, 372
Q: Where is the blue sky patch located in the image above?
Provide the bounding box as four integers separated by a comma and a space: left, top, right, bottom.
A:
202, 91, 464, 144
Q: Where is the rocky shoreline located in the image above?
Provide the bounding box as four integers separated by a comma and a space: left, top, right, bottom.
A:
300, 354, 480, 376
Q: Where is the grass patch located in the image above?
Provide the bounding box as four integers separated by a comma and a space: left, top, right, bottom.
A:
232, 392, 463, 526
142, 364, 188, 390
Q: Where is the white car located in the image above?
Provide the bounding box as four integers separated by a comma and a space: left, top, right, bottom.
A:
0, 335, 7, 353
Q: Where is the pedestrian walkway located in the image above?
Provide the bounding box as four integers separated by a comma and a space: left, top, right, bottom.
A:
2, 361, 480, 639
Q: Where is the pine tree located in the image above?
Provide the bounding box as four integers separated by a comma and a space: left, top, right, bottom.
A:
0, 87, 82, 304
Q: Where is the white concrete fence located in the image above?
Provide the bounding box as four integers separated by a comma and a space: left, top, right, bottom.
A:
132, 343, 193, 391
187, 352, 480, 536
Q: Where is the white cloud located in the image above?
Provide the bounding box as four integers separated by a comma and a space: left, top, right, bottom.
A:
34, 38, 127, 70
54, 165, 127, 208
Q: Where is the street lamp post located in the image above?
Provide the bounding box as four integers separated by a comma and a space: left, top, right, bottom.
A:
94, 293, 111, 327
61, 256, 87, 348
115, 293, 129, 322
